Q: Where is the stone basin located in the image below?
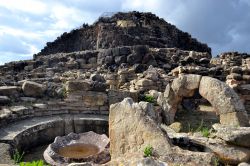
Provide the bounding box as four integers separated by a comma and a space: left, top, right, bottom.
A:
43, 131, 110, 166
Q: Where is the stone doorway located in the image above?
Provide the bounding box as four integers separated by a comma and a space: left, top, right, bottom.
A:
159, 74, 249, 127
175, 92, 219, 132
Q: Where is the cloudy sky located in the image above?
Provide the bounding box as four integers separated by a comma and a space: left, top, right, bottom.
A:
0, 0, 250, 65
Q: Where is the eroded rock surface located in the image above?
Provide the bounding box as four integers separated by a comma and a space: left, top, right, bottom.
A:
213, 124, 250, 148
109, 98, 172, 158
109, 98, 216, 166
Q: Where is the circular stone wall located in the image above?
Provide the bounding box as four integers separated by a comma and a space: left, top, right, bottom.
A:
0, 114, 108, 151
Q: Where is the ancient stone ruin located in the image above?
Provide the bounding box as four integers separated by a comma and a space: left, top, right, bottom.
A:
0, 11, 249, 165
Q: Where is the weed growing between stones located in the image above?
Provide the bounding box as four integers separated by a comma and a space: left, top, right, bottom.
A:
13, 149, 25, 164
141, 95, 156, 104
143, 145, 153, 157
201, 127, 210, 137
188, 119, 213, 137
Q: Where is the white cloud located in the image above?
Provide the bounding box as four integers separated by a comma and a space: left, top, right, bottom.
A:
0, 25, 42, 39
0, 0, 47, 15
48, 4, 97, 31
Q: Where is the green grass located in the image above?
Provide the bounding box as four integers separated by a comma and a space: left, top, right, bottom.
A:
142, 95, 156, 104
143, 145, 153, 157
19, 160, 48, 166
13, 149, 25, 164
201, 127, 210, 137
188, 119, 212, 138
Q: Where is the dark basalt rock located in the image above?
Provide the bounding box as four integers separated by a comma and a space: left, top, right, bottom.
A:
35, 11, 211, 58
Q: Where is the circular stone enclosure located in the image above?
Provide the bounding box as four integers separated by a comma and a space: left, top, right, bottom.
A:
3, 114, 108, 153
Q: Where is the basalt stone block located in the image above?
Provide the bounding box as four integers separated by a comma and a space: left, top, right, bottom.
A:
119, 46, 131, 55
133, 45, 149, 56
0, 96, 11, 105
0, 86, 20, 97
22, 81, 46, 97
90, 81, 107, 92
114, 55, 127, 65
104, 56, 114, 65
127, 53, 142, 65
90, 74, 106, 83
66, 80, 91, 92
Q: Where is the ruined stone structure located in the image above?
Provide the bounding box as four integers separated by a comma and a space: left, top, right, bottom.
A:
0, 12, 249, 165
158, 74, 249, 126
35, 11, 211, 57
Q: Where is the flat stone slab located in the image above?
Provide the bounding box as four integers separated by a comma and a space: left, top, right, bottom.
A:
213, 123, 250, 148
0, 114, 108, 142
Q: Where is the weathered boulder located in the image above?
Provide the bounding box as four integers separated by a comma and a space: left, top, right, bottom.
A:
213, 124, 250, 148
208, 144, 250, 165
169, 122, 182, 133
108, 98, 214, 166
171, 74, 201, 97
199, 76, 249, 126
231, 66, 243, 74
158, 84, 181, 124
138, 101, 161, 124
89, 74, 107, 92
109, 98, 172, 159
238, 162, 250, 166
144, 66, 159, 81
135, 78, 154, 87
90, 74, 105, 83
22, 81, 45, 97
66, 80, 91, 92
